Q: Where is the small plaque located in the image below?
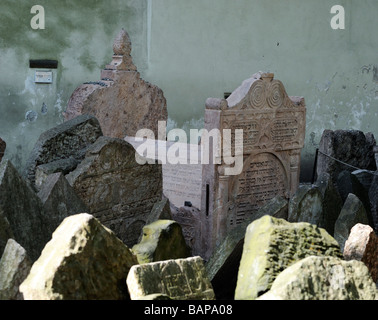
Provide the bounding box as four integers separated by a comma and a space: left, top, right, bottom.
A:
35, 70, 53, 84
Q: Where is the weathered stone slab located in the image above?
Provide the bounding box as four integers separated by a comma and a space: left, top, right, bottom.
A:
126, 256, 215, 300
37, 172, 89, 240
0, 160, 47, 262
132, 220, 191, 264
0, 138, 5, 163
23, 114, 103, 188
235, 215, 342, 300
35, 157, 79, 190
315, 173, 343, 236
0, 239, 32, 300
258, 256, 377, 300
343, 223, 377, 283
317, 130, 377, 187
19, 213, 138, 300
201, 72, 306, 259
64, 29, 167, 139
206, 196, 288, 300
66, 136, 162, 247
288, 184, 323, 226
334, 193, 369, 252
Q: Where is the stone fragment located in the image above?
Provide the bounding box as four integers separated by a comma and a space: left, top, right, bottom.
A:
343, 223, 377, 283
0, 160, 47, 262
205, 196, 288, 300
64, 29, 167, 139
132, 220, 191, 264
235, 215, 342, 300
0, 138, 6, 162
0, 209, 14, 258
288, 184, 323, 226
19, 213, 138, 300
145, 197, 172, 226
37, 172, 89, 241
258, 256, 377, 300
66, 136, 162, 247
35, 157, 79, 190
23, 114, 103, 188
317, 130, 377, 188
126, 256, 215, 300
0, 239, 32, 300
334, 193, 369, 252
315, 173, 343, 236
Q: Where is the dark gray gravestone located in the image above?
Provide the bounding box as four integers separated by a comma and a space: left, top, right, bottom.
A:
0, 160, 47, 261
23, 115, 103, 189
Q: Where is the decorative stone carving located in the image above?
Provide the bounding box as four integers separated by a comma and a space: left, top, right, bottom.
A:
201, 72, 306, 259
126, 256, 215, 300
66, 136, 163, 247
23, 114, 103, 189
63, 29, 167, 139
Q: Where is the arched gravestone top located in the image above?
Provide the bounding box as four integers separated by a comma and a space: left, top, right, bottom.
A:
201, 72, 306, 259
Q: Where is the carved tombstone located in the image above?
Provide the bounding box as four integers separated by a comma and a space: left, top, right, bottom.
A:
200, 72, 306, 259
63, 28, 167, 138
66, 136, 163, 247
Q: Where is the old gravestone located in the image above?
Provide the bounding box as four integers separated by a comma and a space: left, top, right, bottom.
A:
63, 28, 167, 138
316, 130, 377, 188
37, 172, 89, 240
200, 72, 306, 259
126, 256, 215, 300
0, 160, 47, 262
66, 136, 163, 247
23, 114, 103, 189
0, 138, 6, 163
20, 214, 138, 300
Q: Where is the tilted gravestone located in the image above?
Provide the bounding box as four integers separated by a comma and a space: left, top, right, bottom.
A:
235, 215, 342, 300
37, 172, 89, 241
63, 28, 167, 138
316, 130, 377, 187
20, 214, 138, 300
0, 160, 47, 262
66, 136, 163, 247
334, 193, 369, 252
0, 239, 32, 300
201, 72, 306, 259
23, 114, 103, 189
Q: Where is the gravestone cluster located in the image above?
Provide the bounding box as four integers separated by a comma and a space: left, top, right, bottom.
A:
0, 29, 377, 300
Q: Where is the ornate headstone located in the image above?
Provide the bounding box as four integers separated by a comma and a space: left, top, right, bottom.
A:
63, 28, 167, 138
66, 136, 163, 247
201, 72, 306, 259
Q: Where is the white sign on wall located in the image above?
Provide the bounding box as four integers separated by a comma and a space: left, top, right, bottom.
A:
35, 70, 53, 84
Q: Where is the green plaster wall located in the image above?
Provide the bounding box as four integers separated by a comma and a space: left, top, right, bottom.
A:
0, 0, 377, 181
146, 0, 378, 180
0, 0, 147, 169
